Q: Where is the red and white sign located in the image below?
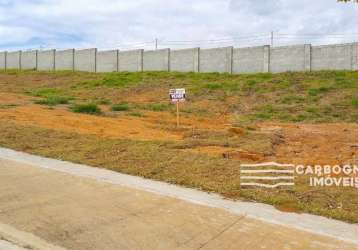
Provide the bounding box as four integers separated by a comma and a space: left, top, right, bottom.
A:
169, 88, 186, 102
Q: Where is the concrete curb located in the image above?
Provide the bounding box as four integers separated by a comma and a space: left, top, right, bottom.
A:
0, 222, 66, 250
0, 147, 357, 245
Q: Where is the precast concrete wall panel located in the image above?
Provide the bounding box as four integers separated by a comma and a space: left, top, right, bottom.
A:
21, 50, 37, 70
170, 48, 199, 72
351, 43, 358, 70
96, 50, 118, 72
0, 52, 6, 69
143, 49, 170, 71
118, 49, 143, 72
55, 49, 74, 71
74, 48, 97, 72
199, 47, 233, 73
233, 46, 266, 74
312, 44, 352, 71
37, 50, 55, 71
270, 45, 310, 73
6, 51, 21, 69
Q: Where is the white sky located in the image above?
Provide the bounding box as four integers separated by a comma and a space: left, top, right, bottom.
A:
0, 0, 358, 51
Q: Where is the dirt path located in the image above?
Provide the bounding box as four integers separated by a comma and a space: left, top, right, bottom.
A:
259, 122, 358, 165
0, 105, 182, 141
0, 151, 357, 250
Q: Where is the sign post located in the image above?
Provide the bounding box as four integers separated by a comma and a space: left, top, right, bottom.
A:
169, 88, 186, 127
176, 102, 180, 127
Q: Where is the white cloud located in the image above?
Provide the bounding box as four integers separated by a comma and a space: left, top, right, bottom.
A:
1, 0, 358, 51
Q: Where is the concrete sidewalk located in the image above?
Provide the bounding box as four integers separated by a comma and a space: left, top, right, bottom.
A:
0, 151, 357, 249
0, 240, 26, 250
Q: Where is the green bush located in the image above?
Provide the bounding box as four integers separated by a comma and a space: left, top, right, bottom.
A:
128, 111, 144, 117
144, 103, 171, 112
35, 96, 70, 106
111, 102, 130, 111
204, 83, 223, 90
96, 98, 112, 105
30, 88, 62, 98
70, 103, 102, 115
308, 86, 331, 96
352, 97, 358, 108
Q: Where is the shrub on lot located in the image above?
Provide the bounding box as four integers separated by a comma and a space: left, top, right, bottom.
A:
70, 103, 102, 115
111, 102, 130, 111
353, 97, 358, 108
35, 96, 70, 106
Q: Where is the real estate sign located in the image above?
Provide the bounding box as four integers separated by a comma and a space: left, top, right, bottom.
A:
169, 88, 186, 102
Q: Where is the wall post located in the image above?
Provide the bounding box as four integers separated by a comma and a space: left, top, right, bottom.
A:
263, 45, 270, 72
35, 50, 38, 70
4, 51, 7, 71
19, 50, 22, 70
304, 44, 312, 72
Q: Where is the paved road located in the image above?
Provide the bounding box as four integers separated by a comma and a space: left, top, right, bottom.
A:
0, 157, 357, 250
0, 240, 26, 250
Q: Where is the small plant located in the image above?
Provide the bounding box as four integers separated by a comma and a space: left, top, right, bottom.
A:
96, 98, 112, 105
111, 102, 130, 111
128, 111, 144, 117
0, 104, 17, 109
308, 86, 331, 96
30, 88, 62, 98
204, 83, 223, 90
352, 97, 358, 108
70, 103, 102, 115
145, 103, 171, 112
281, 95, 305, 104
35, 96, 70, 106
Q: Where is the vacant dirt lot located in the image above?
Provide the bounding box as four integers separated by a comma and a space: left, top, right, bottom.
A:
0, 70, 357, 223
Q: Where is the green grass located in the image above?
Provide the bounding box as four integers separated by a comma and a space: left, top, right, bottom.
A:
78, 72, 144, 89
308, 86, 332, 96
34, 96, 71, 106
96, 98, 112, 105
128, 111, 144, 117
353, 97, 358, 108
30, 88, 63, 98
2, 70, 358, 123
0, 104, 18, 109
137, 103, 173, 112
29, 87, 73, 106
111, 102, 130, 111
70, 103, 102, 115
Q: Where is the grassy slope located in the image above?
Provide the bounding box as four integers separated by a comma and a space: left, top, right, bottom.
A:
0, 70, 357, 223
1, 69, 357, 123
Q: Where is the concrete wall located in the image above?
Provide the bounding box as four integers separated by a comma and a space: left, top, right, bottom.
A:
55, 49, 74, 71
0, 52, 5, 69
200, 47, 233, 73
6, 51, 21, 69
74, 48, 97, 72
270, 45, 311, 73
21, 50, 37, 70
143, 49, 169, 71
233, 46, 267, 74
2, 42, 358, 75
170, 48, 199, 72
96, 50, 118, 72
312, 43, 352, 71
352, 43, 358, 71
118, 49, 143, 72
37, 50, 55, 71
